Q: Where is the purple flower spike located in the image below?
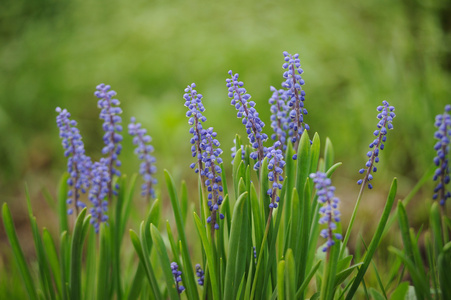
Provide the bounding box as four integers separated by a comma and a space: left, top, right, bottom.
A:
202, 127, 224, 230
195, 264, 205, 286
88, 159, 109, 233
94, 84, 123, 198
171, 262, 185, 294
282, 52, 309, 151
227, 71, 268, 170
184, 83, 207, 177
269, 86, 289, 151
56, 107, 91, 215
433, 105, 451, 206
266, 141, 285, 209
310, 172, 342, 252
357, 101, 395, 189
128, 117, 157, 200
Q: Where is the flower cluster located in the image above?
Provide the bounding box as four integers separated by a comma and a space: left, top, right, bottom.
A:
202, 127, 225, 230
227, 71, 268, 169
357, 101, 395, 189
282, 52, 309, 150
88, 159, 109, 233
311, 172, 342, 252
170, 262, 185, 294
195, 264, 204, 286
269, 86, 289, 151
184, 83, 207, 176
56, 107, 91, 214
184, 83, 224, 230
94, 83, 123, 196
266, 141, 285, 209
128, 117, 157, 200
433, 105, 451, 206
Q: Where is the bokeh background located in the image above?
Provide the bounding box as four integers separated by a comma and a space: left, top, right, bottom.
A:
1, 0, 450, 293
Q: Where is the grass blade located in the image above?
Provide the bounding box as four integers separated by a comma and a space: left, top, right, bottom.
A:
164, 170, 199, 300
150, 224, 180, 300
2, 203, 38, 300
345, 178, 397, 300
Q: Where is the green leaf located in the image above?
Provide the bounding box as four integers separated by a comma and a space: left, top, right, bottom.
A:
334, 262, 363, 289
150, 224, 180, 300
278, 260, 286, 300
296, 260, 322, 298
180, 180, 188, 226
164, 170, 199, 300
57, 172, 69, 234
285, 249, 296, 300
345, 178, 397, 300
59, 231, 69, 300
324, 137, 334, 171
2, 203, 38, 300
438, 250, 451, 300
120, 173, 138, 238
389, 282, 409, 300
397, 201, 414, 262
69, 208, 89, 300
129, 228, 162, 300
126, 264, 144, 300
193, 213, 220, 300
369, 288, 386, 300
224, 192, 248, 300
42, 228, 62, 299
97, 225, 112, 300
295, 130, 311, 209
389, 247, 430, 300
430, 202, 444, 257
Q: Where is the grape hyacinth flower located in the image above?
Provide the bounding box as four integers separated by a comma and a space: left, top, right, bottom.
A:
128, 117, 157, 200
282, 52, 309, 152
94, 83, 123, 198
56, 107, 91, 215
202, 127, 225, 231
266, 141, 285, 209
269, 86, 289, 151
171, 262, 185, 294
357, 101, 395, 189
195, 264, 205, 286
88, 159, 109, 233
227, 70, 268, 170
310, 172, 342, 252
184, 83, 207, 178
433, 104, 451, 206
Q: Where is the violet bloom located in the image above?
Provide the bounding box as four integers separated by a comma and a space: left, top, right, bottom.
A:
269, 86, 289, 151
282, 52, 309, 152
227, 70, 268, 170
266, 141, 285, 209
433, 104, 451, 206
357, 101, 395, 189
184, 83, 207, 177
128, 117, 157, 200
195, 264, 205, 286
171, 262, 185, 294
310, 172, 342, 252
56, 107, 91, 215
202, 127, 225, 230
88, 159, 109, 233
94, 84, 123, 197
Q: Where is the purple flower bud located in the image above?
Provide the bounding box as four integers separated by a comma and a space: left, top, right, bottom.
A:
433, 105, 451, 206
357, 101, 395, 190
310, 172, 342, 253
128, 118, 157, 200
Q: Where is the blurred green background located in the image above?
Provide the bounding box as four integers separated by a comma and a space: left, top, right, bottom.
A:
0, 0, 450, 277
